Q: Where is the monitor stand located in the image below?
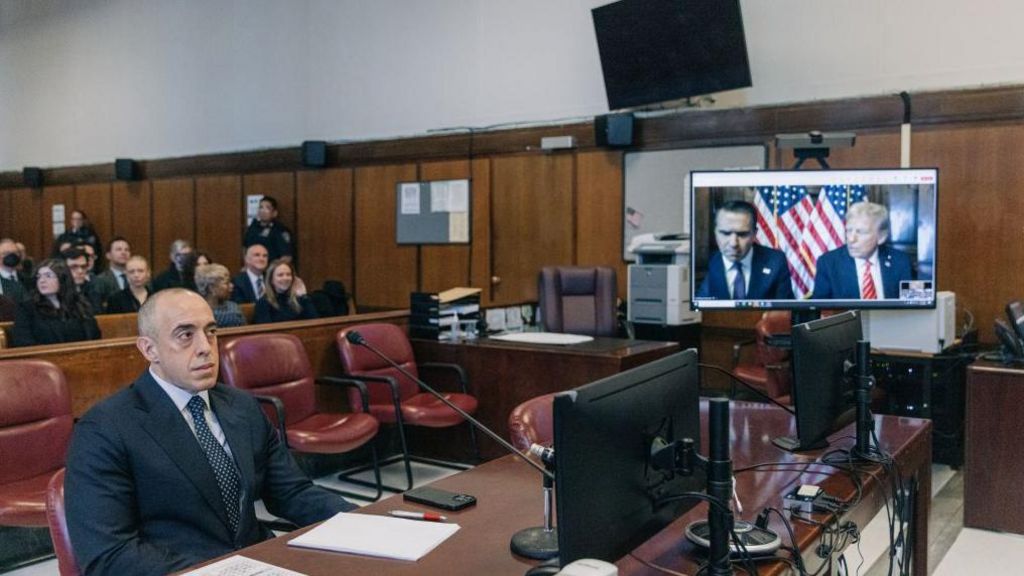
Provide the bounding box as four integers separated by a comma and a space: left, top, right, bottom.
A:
771, 435, 827, 453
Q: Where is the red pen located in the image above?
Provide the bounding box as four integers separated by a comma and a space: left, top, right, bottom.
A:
389, 510, 448, 522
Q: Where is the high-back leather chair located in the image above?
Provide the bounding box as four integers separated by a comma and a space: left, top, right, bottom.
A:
46, 469, 80, 576
337, 323, 480, 491
732, 311, 793, 403
538, 266, 617, 336
508, 392, 557, 452
219, 333, 383, 501
0, 360, 73, 527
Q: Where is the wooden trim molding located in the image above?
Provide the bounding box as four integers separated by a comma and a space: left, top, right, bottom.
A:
3, 84, 1024, 189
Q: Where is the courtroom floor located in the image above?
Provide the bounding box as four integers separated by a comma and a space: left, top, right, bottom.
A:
5, 464, 1019, 576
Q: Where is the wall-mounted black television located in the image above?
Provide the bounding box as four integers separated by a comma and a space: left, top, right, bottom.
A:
591, 0, 752, 111
689, 168, 939, 311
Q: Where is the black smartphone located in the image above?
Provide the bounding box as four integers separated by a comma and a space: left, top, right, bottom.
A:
403, 486, 477, 511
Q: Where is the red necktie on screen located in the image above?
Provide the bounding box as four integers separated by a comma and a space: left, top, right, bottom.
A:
861, 259, 877, 299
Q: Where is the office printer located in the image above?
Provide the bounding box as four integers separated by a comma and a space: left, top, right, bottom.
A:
627, 233, 701, 326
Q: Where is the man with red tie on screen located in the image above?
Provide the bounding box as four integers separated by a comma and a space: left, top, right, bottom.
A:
811, 201, 914, 300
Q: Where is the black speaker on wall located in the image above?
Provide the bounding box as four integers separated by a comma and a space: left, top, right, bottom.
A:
595, 113, 634, 147
23, 167, 43, 188
301, 140, 327, 168
115, 158, 138, 181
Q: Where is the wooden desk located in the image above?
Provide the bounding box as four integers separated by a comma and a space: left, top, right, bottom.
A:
964, 361, 1024, 534
202, 402, 931, 576
412, 337, 680, 459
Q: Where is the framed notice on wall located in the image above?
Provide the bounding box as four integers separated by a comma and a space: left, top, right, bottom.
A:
396, 179, 471, 245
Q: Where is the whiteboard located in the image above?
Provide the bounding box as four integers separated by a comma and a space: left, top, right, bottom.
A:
623, 145, 767, 260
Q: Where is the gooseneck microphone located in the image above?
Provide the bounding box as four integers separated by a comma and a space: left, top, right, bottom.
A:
698, 363, 795, 416
345, 330, 553, 481
346, 330, 560, 561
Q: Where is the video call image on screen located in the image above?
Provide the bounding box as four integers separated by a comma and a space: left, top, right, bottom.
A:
689, 169, 938, 310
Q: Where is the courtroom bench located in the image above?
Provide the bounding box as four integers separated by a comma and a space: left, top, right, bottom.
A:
0, 309, 409, 418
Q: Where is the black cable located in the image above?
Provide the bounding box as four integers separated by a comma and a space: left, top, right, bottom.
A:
655, 492, 759, 575
698, 362, 796, 415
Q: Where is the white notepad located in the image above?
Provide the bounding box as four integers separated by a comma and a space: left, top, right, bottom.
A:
490, 332, 594, 345
287, 513, 459, 562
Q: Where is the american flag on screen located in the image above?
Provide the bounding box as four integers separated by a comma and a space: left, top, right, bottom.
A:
799, 185, 868, 280
753, 185, 814, 298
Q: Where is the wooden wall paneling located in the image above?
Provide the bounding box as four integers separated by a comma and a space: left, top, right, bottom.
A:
296, 168, 354, 291
195, 175, 243, 269
469, 158, 493, 305
7, 188, 42, 260
41, 185, 76, 254
575, 151, 627, 296
243, 171, 296, 238
354, 163, 418, 309
914, 122, 1024, 343
151, 178, 195, 270
75, 183, 113, 258
111, 181, 152, 266
490, 153, 575, 305
419, 159, 472, 293
0, 189, 10, 237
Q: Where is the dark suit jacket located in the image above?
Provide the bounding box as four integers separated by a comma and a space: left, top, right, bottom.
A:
696, 244, 795, 300
230, 271, 258, 304
253, 294, 319, 324
104, 287, 148, 314
10, 301, 101, 347
152, 265, 192, 293
0, 276, 27, 303
811, 244, 913, 300
65, 371, 354, 575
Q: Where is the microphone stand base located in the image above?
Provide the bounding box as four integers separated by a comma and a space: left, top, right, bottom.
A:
685, 519, 782, 556
511, 526, 559, 560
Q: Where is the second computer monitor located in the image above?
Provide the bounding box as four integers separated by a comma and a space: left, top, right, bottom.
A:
554, 349, 704, 565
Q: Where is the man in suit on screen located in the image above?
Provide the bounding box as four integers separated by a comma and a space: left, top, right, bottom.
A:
65, 289, 354, 575
811, 201, 913, 300
696, 200, 795, 301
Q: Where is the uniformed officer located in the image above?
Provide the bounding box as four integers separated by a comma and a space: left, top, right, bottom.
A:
243, 196, 294, 264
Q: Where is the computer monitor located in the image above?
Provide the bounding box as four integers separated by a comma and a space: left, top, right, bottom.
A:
690, 169, 939, 311
773, 311, 863, 452
554, 349, 704, 565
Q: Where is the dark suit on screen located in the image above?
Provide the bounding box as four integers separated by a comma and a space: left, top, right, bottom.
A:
65, 371, 354, 575
811, 244, 913, 300
696, 244, 795, 300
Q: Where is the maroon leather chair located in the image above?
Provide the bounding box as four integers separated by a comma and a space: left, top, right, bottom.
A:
538, 266, 617, 336
337, 323, 480, 491
219, 333, 383, 501
508, 392, 557, 452
0, 360, 73, 527
732, 311, 793, 404
46, 469, 80, 576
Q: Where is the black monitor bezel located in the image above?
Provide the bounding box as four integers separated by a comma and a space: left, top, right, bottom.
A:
553, 349, 704, 565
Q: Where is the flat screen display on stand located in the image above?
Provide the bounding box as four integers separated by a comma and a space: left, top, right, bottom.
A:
689, 169, 938, 312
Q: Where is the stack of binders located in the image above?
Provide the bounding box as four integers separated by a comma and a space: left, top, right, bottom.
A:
409, 287, 482, 340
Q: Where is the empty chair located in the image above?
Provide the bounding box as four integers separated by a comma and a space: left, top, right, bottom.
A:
0, 360, 73, 528
46, 469, 80, 576
538, 266, 617, 336
219, 333, 383, 501
508, 392, 557, 452
337, 323, 480, 491
732, 311, 792, 403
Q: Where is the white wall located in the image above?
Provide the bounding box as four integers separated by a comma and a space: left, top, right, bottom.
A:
2, 0, 1023, 172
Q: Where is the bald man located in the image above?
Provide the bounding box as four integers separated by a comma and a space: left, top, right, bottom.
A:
65, 289, 355, 575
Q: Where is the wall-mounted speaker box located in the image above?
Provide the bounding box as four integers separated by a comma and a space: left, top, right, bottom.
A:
595, 113, 634, 147
115, 158, 138, 181
23, 167, 43, 188
301, 140, 327, 168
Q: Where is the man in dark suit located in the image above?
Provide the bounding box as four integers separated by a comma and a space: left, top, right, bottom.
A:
151, 239, 193, 292
696, 200, 795, 300
811, 201, 913, 300
244, 196, 294, 264
65, 289, 355, 575
0, 237, 28, 302
231, 243, 269, 304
